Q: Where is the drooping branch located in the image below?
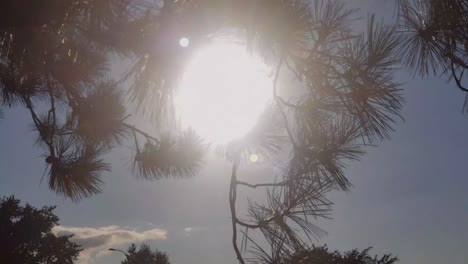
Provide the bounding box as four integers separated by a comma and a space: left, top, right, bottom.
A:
229, 161, 246, 264
450, 62, 468, 93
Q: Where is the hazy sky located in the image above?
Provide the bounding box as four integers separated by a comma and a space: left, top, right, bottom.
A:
1, 1, 467, 264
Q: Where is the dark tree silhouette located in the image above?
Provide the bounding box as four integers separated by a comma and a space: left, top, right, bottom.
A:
2, 0, 462, 263
282, 245, 398, 264
0, 196, 81, 264
120, 243, 171, 264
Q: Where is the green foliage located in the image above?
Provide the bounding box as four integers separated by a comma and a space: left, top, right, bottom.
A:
0, 196, 81, 264
122, 243, 171, 264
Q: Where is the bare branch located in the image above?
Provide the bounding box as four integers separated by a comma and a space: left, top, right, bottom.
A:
236, 180, 287, 189
122, 123, 160, 143
229, 162, 246, 264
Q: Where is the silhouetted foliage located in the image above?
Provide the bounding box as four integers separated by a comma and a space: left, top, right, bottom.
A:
225, 3, 403, 263
0, 0, 207, 201
2, 0, 463, 263
281, 245, 398, 264
397, 0, 468, 108
121, 243, 171, 264
0, 196, 81, 264
133, 129, 206, 180
0, 0, 403, 263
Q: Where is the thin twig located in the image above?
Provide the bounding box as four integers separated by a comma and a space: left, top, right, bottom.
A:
122, 123, 160, 143
24, 95, 55, 156
273, 56, 298, 149
46, 76, 57, 138
229, 161, 246, 264
451, 62, 468, 92
236, 180, 287, 189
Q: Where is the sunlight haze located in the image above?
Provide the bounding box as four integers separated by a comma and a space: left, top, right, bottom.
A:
175, 42, 272, 144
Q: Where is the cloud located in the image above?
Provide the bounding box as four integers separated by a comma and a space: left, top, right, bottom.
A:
53, 225, 167, 264
183, 226, 208, 237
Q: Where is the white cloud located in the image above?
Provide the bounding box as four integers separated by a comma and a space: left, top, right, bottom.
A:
53, 225, 167, 264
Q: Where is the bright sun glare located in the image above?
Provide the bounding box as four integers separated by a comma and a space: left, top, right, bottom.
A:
176, 41, 272, 145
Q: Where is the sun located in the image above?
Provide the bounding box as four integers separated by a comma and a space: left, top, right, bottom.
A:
175, 41, 272, 145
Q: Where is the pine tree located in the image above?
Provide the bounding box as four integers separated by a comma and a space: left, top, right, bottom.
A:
1, 0, 463, 263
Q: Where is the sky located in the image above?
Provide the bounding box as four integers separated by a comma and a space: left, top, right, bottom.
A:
1, 1, 467, 264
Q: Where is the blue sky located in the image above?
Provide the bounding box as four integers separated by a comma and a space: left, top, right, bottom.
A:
1, 1, 467, 264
